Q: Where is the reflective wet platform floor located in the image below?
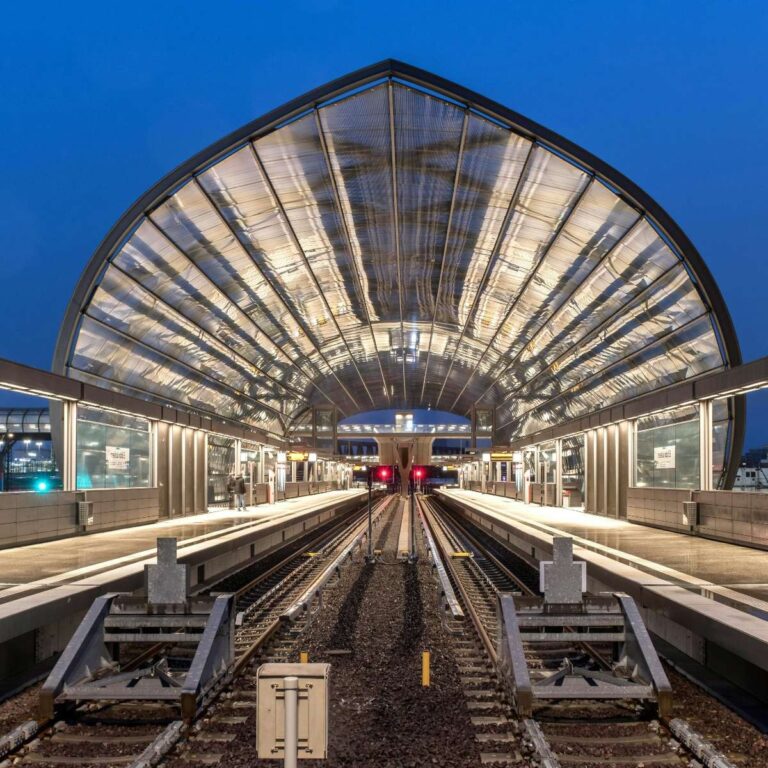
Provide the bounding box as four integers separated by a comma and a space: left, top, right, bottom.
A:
0, 490, 365, 588
441, 489, 768, 617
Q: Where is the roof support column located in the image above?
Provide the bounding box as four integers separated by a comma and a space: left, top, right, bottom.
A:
699, 401, 713, 492
60, 401, 77, 492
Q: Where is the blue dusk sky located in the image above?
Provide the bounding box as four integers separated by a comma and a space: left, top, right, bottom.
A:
1, 1, 767, 444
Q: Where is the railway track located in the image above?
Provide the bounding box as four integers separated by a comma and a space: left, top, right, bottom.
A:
0, 495, 396, 768
419, 494, 739, 768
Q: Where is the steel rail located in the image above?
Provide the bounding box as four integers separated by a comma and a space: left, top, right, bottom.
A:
0, 498, 385, 767
419, 496, 497, 664
415, 496, 463, 619
433, 497, 614, 669
282, 496, 396, 621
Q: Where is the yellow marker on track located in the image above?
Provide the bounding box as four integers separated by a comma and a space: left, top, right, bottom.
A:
422, 651, 430, 687
451, 551, 473, 558
300, 651, 309, 663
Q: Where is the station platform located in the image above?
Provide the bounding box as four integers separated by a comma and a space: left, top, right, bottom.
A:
0, 490, 364, 592
0, 488, 366, 672
437, 487, 768, 711
441, 489, 768, 618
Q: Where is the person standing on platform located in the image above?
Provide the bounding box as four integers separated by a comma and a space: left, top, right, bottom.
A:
236, 474, 246, 510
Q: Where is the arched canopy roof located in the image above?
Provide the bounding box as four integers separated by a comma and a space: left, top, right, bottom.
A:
55, 60, 740, 443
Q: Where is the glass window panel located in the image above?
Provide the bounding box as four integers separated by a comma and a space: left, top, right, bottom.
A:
255, 113, 375, 337
538, 442, 557, 484
504, 317, 721, 437
490, 181, 638, 362
72, 317, 288, 434
89, 268, 308, 405
712, 397, 733, 490
634, 405, 700, 489
76, 405, 151, 490
208, 435, 235, 505
477, 147, 589, 350
319, 84, 396, 323
493, 266, 710, 415
561, 435, 585, 509
391, 85, 465, 322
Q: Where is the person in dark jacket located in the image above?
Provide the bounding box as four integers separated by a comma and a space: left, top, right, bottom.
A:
236, 475, 246, 510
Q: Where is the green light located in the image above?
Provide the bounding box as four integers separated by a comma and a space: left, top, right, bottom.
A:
35, 479, 50, 493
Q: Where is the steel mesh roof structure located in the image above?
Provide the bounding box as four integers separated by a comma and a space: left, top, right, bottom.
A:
55, 60, 740, 443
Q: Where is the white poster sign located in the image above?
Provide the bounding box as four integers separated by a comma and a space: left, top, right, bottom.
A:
106, 445, 130, 471
654, 445, 675, 470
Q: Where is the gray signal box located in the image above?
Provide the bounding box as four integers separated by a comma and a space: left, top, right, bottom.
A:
256, 663, 330, 761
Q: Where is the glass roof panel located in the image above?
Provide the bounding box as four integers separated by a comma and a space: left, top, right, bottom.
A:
477, 147, 590, 351
63, 70, 733, 438
393, 84, 465, 323
72, 316, 289, 432
319, 84, 396, 322
88, 267, 306, 405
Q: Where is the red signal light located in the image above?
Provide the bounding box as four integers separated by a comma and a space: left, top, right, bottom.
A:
377, 466, 390, 481
413, 467, 425, 479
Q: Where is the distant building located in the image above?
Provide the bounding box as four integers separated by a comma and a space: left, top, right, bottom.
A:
735, 446, 768, 490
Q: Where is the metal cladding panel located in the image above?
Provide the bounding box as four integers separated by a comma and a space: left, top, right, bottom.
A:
60, 63, 737, 442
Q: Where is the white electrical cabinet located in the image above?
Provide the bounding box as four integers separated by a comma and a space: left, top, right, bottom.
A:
256, 663, 330, 760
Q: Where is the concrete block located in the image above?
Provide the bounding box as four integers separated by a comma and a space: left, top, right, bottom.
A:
749, 493, 768, 511
37, 518, 58, 534
0, 494, 18, 511
146, 538, 188, 605
733, 521, 751, 537
17, 521, 38, 537
0, 522, 17, 540
752, 523, 768, 542
542, 538, 585, 604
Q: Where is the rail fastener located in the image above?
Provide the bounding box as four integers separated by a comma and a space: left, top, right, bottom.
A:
128, 721, 185, 768
667, 718, 738, 768
0, 720, 39, 759
521, 718, 560, 768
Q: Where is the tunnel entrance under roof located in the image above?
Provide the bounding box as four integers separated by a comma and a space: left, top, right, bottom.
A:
54, 59, 742, 482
